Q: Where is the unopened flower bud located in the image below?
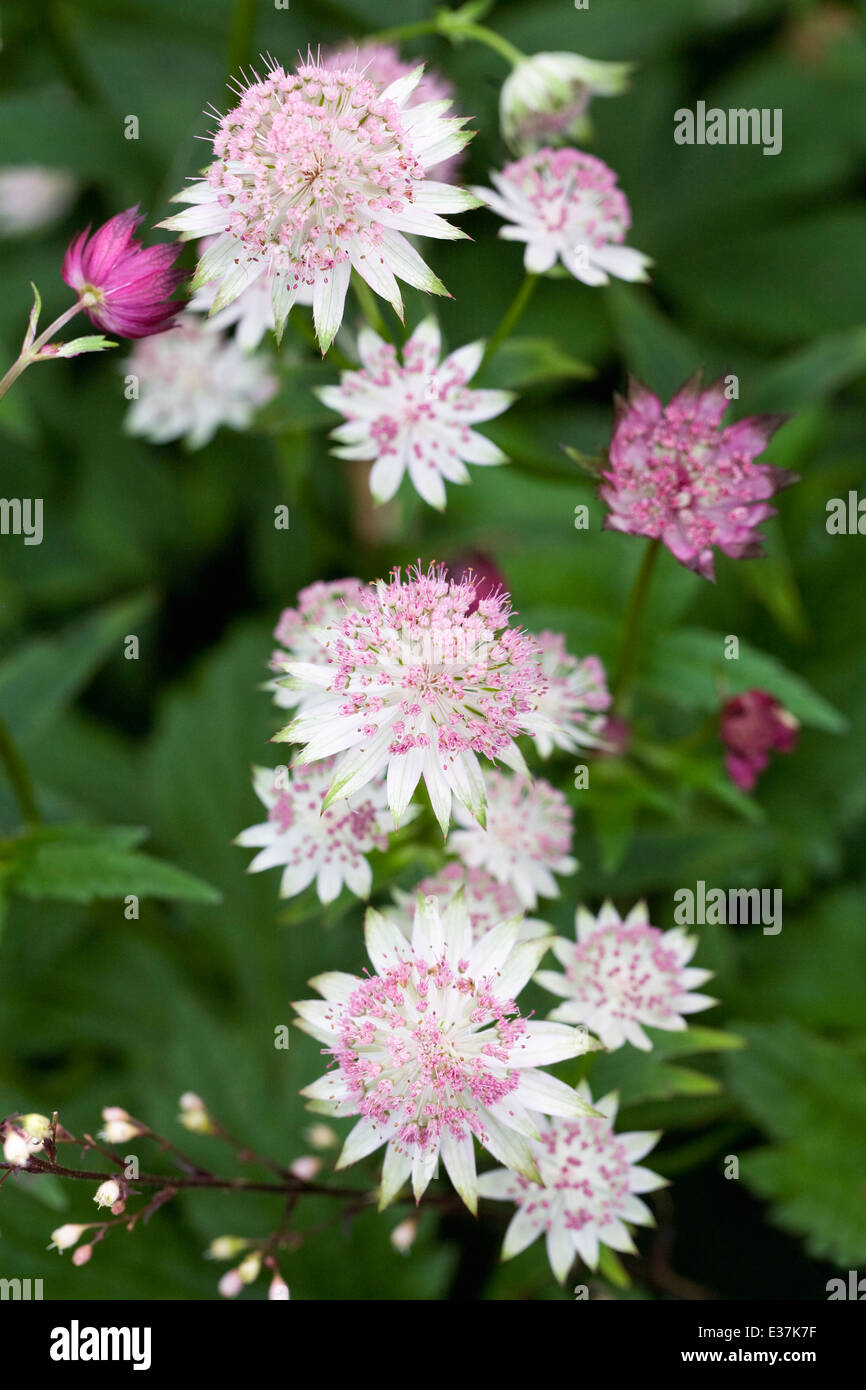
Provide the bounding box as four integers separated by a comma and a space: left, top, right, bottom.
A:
72, 1243, 93, 1266
205, 1235, 251, 1261
390, 1217, 418, 1254
289, 1155, 321, 1182
303, 1123, 338, 1151
48, 1223, 87, 1253
268, 1272, 290, 1300
238, 1252, 261, 1285
3, 1130, 32, 1166
500, 52, 632, 154
178, 1091, 215, 1134
99, 1118, 144, 1144
93, 1178, 121, 1209
218, 1268, 244, 1298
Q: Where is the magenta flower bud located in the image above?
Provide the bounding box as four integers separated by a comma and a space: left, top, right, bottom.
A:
62, 206, 186, 339
721, 688, 800, 792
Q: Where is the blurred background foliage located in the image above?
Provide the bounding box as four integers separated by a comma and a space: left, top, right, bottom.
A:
0, 0, 865, 1299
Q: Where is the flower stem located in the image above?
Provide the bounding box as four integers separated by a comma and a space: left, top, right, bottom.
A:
371, 17, 524, 67
0, 715, 41, 826
456, 23, 524, 67
352, 276, 392, 342
481, 273, 537, 369
613, 538, 661, 710
0, 300, 84, 403
227, 0, 258, 73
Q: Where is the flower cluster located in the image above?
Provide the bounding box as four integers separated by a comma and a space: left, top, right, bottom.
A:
274, 564, 548, 833
720, 688, 800, 791
295, 895, 598, 1212
161, 56, 478, 351
318, 317, 514, 510
535, 900, 715, 1051
477, 1085, 665, 1282
600, 374, 794, 580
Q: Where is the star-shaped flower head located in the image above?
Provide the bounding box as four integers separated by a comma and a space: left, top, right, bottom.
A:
235, 761, 399, 903
500, 52, 633, 154
600, 373, 795, 580
524, 633, 611, 757
160, 56, 479, 352
535, 900, 715, 1051
477, 1084, 665, 1282
295, 894, 599, 1213
124, 316, 276, 449
448, 770, 577, 908
274, 564, 548, 835
317, 317, 514, 511
472, 147, 650, 286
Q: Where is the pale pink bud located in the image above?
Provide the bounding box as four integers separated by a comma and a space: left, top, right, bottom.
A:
218, 1268, 244, 1298
390, 1218, 418, 1254
3, 1130, 32, 1166
289, 1155, 321, 1182
303, 1123, 338, 1151
72, 1243, 93, 1266
268, 1273, 290, 1300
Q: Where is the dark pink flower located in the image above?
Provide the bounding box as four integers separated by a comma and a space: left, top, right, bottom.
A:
600, 373, 796, 581
62, 206, 186, 338
721, 688, 800, 792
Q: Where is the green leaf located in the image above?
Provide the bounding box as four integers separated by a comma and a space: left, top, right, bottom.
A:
726, 1022, 866, 1267
644, 627, 847, 733
6, 823, 221, 906
0, 594, 154, 748
45, 334, 117, 359
598, 1244, 632, 1289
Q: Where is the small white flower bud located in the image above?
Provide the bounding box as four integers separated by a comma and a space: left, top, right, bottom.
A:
237, 1252, 261, 1285
48, 1223, 87, 1252
218, 1268, 244, 1298
289, 1155, 321, 1182
303, 1123, 338, 1150
205, 1235, 251, 1261
178, 1092, 215, 1134
3, 1130, 32, 1166
390, 1217, 418, 1254
268, 1273, 290, 1300
93, 1178, 121, 1209
20, 1112, 52, 1141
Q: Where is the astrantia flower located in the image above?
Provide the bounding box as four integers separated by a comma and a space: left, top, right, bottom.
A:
275, 564, 547, 834
535, 900, 715, 1051
525, 633, 611, 757
500, 52, 633, 154
391, 862, 552, 942
472, 148, 650, 285
0, 165, 77, 237
62, 206, 186, 338
124, 316, 276, 448
325, 42, 465, 182
295, 895, 598, 1212
160, 57, 478, 352
188, 235, 314, 349
477, 1084, 665, 1281
317, 318, 514, 510
269, 577, 366, 710
235, 761, 397, 903
448, 770, 577, 908
446, 551, 507, 612
721, 688, 800, 792
600, 373, 794, 580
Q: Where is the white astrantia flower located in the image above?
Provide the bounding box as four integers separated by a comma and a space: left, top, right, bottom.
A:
295, 894, 600, 1213
500, 52, 633, 154
390, 862, 553, 944
477, 1084, 666, 1282
535, 900, 716, 1051
472, 147, 651, 287
274, 564, 548, 835
268, 578, 366, 711
160, 56, 480, 352
235, 761, 403, 903
124, 316, 277, 449
188, 236, 315, 350
316, 317, 514, 511
447, 770, 577, 908
0, 165, 77, 236
524, 633, 612, 758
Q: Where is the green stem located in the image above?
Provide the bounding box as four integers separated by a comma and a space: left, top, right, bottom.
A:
227, 0, 258, 73
481, 273, 537, 369
613, 538, 661, 710
371, 19, 440, 44
0, 716, 41, 826
371, 17, 524, 68
457, 23, 524, 66
0, 300, 84, 403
